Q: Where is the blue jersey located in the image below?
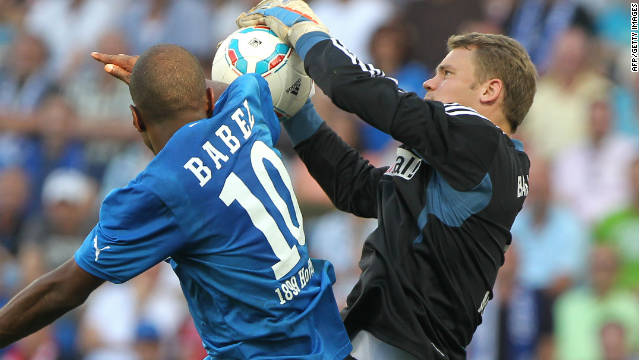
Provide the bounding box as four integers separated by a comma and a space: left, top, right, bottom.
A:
75, 74, 351, 359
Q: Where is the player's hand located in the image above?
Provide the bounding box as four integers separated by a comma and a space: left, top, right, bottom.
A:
236, 0, 328, 49
90, 52, 139, 85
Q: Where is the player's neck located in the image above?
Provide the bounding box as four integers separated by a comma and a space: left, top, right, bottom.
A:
492, 118, 512, 136
482, 108, 512, 136
148, 113, 206, 154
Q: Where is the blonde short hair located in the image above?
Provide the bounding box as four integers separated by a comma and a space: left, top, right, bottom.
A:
448, 33, 537, 132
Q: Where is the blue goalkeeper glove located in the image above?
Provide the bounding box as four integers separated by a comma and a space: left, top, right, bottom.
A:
236, 0, 329, 58
281, 99, 324, 146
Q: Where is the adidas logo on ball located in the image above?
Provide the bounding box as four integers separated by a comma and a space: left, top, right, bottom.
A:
286, 78, 302, 96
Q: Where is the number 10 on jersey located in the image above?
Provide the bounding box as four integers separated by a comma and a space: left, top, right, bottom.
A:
219, 141, 307, 283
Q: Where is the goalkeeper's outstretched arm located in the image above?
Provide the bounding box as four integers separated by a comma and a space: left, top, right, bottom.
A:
283, 101, 385, 218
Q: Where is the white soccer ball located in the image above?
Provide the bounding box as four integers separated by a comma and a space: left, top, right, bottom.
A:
211, 26, 313, 118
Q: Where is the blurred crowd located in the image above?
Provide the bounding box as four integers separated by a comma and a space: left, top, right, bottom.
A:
0, 0, 637, 359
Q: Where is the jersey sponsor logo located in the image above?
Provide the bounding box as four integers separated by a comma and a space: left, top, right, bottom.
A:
93, 235, 110, 262
517, 175, 529, 198
385, 148, 421, 180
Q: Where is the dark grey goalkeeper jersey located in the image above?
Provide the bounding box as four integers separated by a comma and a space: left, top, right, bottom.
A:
289, 38, 530, 360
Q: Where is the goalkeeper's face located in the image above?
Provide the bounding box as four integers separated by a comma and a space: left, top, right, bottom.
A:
423, 48, 482, 109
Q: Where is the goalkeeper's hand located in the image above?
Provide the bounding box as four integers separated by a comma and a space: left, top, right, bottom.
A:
236, 0, 328, 50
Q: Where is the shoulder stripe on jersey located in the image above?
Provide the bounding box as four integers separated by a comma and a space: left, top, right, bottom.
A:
445, 110, 489, 120
331, 38, 385, 78
444, 105, 476, 112
443, 103, 477, 112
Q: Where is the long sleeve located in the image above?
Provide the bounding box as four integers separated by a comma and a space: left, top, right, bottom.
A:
282, 102, 385, 218
296, 35, 499, 191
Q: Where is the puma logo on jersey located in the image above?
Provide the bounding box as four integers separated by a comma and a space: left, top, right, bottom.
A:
517, 175, 529, 198
93, 235, 111, 262
385, 148, 422, 180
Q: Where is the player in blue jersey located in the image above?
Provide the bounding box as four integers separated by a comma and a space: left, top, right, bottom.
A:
0, 44, 352, 359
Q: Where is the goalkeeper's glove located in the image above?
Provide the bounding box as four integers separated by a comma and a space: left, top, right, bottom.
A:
236, 0, 329, 55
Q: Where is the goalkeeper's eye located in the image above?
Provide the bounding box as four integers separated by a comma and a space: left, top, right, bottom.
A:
444, 70, 452, 77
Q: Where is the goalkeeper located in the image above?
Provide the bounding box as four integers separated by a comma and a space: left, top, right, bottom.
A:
238, 1, 538, 359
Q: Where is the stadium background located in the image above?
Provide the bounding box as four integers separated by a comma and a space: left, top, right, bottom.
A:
0, 0, 637, 359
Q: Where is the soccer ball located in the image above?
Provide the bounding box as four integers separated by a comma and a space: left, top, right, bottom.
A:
211, 26, 313, 118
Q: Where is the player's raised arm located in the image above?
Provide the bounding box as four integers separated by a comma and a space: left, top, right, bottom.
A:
91, 52, 139, 84
236, 2, 475, 169
91, 52, 227, 93
0, 258, 104, 348
283, 101, 385, 218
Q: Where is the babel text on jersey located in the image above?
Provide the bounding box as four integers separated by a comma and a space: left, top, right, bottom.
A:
182, 99, 256, 186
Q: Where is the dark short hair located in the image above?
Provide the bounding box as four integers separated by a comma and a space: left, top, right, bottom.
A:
129, 44, 206, 123
448, 33, 537, 132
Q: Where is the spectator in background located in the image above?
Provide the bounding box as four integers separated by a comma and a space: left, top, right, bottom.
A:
554, 245, 639, 360
0, 32, 51, 114
362, 22, 430, 153
592, 0, 628, 48
399, 0, 483, 71
98, 142, 154, 201
600, 322, 637, 360
510, 155, 587, 358
0, 32, 54, 170
609, 56, 639, 138
0, 168, 30, 256
467, 246, 551, 360
511, 156, 589, 299
134, 322, 162, 360
25, 0, 125, 80
176, 319, 207, 360
18, 168, 96, 281
481, 0, 518, 33
520, 27, 611, 158
23, 94, 87, 204
0, 168, 28, 312
78, 264, 185, 360
63, 30, 137, 179
0, 0, 28, 59
15, 168, 96, 358
593, 157, 639, 292
306, 212, 375, 308
552, 100, 637, 225
312, 0, 394, 63
1, 328, 58, 360
121, 0, 212, 63
508, 0, 594, 71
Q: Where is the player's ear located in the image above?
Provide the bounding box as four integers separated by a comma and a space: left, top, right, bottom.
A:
130, 105, 146, 132
479, 78, 503, 105
205, 87, 215, 118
